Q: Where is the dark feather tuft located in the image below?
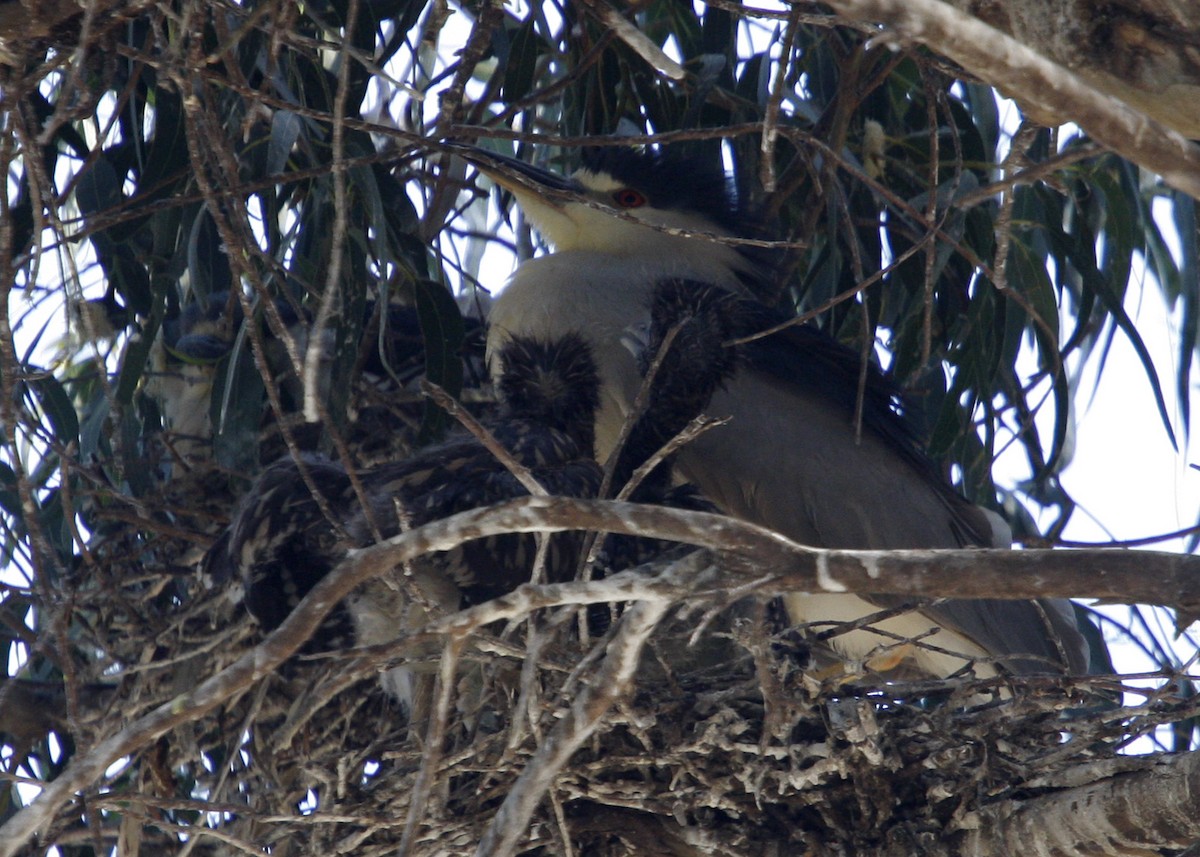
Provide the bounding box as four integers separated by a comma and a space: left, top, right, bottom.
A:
496, 332, 601, 454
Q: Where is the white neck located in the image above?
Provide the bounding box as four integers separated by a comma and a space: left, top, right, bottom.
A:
487, 249, 744, 458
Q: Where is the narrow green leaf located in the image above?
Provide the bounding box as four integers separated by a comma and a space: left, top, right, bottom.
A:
1173, 192, 1197, 432
1055, 215, 1179, 451
212, 332, 266, 473
115, 290, 165, 406
501, 19, 541, 104
414, 279, 466, 444
267, 110, 302, 177
79, 388, 111, 464
76, 156, 121, 218
28, 375, 80, 449
1008, 237, 1068, 473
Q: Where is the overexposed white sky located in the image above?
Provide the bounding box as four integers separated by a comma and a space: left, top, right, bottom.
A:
1053, 279, 1198, 549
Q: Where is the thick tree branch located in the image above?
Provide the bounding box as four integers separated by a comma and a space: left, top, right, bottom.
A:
941, 0, 1200, 140
824, 0, 1200, 198
962, 750, 1200, 856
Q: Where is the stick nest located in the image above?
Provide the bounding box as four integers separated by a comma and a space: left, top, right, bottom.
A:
19, 451, 1166, 856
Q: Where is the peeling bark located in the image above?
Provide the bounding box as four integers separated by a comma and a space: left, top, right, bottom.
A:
827, 0, 1200, 199
949, 0, 1200, 138
963, 751, 1200, 856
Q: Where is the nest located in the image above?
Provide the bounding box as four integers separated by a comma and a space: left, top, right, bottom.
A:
6, 353, 1192, 856
16, 454, 1161, 857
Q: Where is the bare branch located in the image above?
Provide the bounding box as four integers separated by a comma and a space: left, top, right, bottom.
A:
421, 379, 547, 496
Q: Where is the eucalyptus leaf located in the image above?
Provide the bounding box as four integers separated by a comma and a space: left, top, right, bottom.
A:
267, 110, 303, 177
414, 279, 466, 444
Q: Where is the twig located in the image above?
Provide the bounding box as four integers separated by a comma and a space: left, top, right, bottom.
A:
421, 379, 547, 496
611, 415, 729, 502
475, 594, 672, 856
577, 0, 685, 80
398, 634, 464, 856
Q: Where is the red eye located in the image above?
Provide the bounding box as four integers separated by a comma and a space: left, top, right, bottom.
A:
612, 188, 647, 208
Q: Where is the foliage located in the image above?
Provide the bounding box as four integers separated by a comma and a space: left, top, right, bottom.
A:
0, 0, 1196, 853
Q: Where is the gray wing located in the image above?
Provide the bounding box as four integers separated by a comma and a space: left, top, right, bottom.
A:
922, 597, 1090, 675
678, 369, 1091, 676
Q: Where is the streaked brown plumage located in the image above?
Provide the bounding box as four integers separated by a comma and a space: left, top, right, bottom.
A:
207, 282, 782, 711
204, 333, 604, 700
343, 332, 605, 605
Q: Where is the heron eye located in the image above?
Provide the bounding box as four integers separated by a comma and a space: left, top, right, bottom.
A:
612, 188, 647, 208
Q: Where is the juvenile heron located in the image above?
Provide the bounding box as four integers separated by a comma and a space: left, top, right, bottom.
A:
204, 333, 605, 710
205, 285, 744, 709
463, 143, 1091, 678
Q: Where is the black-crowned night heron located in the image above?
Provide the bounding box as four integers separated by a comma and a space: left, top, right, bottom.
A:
142, 290, 487, 466
205, 287, 741, 707
615, 278, 743, 494
463, 144, 1091, 679
204, 334, 605, 710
